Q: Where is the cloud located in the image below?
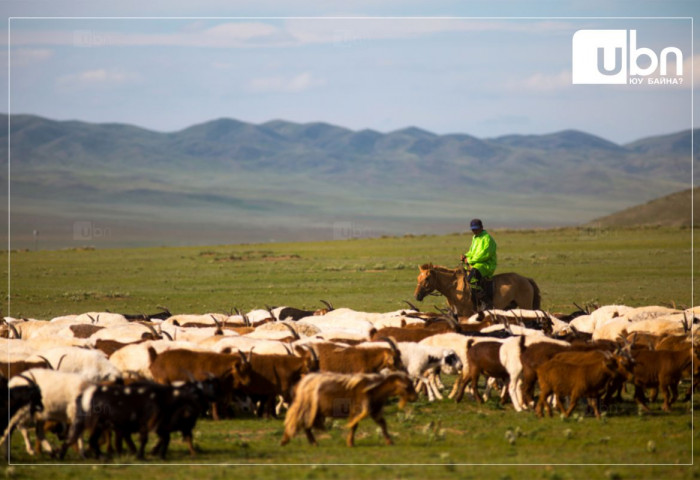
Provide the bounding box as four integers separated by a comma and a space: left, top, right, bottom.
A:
681, 54, 699, 88
56, 69, 141, 88
247, 72, 326, 93
4, 19, 574, 49
504, 70, 572, 92
8, 48, 52, 67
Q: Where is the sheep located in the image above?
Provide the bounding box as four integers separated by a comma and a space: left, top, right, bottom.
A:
8, 369, 92, 455
280, 371, 417, 447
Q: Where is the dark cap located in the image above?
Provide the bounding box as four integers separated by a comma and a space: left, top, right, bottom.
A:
470, 218, 483, 230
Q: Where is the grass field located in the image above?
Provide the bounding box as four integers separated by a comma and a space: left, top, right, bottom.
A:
1, 226, 698, 478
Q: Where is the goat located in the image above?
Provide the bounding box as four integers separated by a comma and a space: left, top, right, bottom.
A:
0, 375, 43, 456
456, 339, 508, 404
535, 350, 634, 419
391, 342, 462, 401
59, 380, 212, 459
238, 348, 319, 418
8, 369, 92, 455
629, 346, 696, 412
280, 371, 417, 447
148, 348, 252, 420
311, 338, 404, 374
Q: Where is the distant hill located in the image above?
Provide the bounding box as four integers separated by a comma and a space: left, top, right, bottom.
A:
588, 188, 697, 228
0, 114, 695, 248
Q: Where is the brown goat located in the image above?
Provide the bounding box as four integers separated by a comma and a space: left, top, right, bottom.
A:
148, 348, 252, 420
456, 340, 508, 404
280, 371, 417, 447
239, 349, 319, 418
536, 350, 634, 419
312, 341, 404, 374
629, 346, 696, 412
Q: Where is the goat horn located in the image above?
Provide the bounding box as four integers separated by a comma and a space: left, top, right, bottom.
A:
403, 300, 419, 312
306, 345, 319, 366
87, 314, 97, 325
16, 374, 37, 388
682, 312, 689, 333
161, 330, 173, 341
320, 300, 334, 311
280, 322, 300, 340
144, 323, 158, 338
209, 314, 221, 328
8, 322, 20, 339
37, 355, 53, 369
55, 354, 67, 371
378, 336, 399, 354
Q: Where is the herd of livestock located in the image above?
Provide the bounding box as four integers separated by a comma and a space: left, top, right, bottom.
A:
1, 300, 698, 460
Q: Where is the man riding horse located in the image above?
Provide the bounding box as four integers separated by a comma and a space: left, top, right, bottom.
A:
461, 218, 497, 311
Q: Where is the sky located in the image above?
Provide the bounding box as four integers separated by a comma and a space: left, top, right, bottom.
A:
1, 1, 698, 144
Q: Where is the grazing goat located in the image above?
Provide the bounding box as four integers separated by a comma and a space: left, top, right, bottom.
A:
280, 371, 417, 447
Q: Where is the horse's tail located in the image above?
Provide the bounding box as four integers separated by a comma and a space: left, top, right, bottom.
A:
527, 278, 541, 310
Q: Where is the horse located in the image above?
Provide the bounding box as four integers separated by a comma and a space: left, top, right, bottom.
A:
413, 263, 541, 317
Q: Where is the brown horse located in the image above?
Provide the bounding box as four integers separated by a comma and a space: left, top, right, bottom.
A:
413, 263, 541, 317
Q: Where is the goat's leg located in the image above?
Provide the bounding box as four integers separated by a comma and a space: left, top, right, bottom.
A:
564, 393, 579, 418
35, 421, 53, 455
184, 433, 196, 456
19, 427, 35, 455
372, 413, 393, 445
136, 429, 148, 460
634, 385, 651, 412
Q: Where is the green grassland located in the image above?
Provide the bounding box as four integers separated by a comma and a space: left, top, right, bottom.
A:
1, 226, 698, 478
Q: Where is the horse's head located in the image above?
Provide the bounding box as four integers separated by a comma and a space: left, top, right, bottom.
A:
414, 264, 436, 301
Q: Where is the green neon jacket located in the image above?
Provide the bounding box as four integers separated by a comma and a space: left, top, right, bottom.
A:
465, 230, 497, 278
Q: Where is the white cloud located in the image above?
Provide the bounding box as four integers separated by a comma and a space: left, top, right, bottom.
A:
5, 19, 574, 49
9, 48, 52, 67
247, 72, 326, 93
682, 54, 699, 88
504, 70, 572, 92
56, 69, 141, 87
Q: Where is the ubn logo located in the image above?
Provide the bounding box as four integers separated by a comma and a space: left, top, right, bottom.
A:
572, 30, 683, 84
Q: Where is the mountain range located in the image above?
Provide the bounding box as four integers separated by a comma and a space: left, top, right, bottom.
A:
1, 114, 695, 248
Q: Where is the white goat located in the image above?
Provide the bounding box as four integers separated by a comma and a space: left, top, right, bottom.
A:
8, 369, 92, 455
